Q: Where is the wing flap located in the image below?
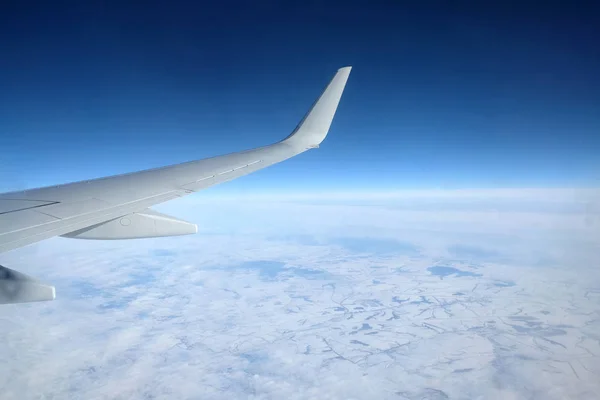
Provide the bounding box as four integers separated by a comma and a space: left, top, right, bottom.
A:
0, 209, 61, 236
0, 191, 182, 253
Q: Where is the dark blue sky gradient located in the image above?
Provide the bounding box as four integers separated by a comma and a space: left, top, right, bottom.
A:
1, 1, 599, 191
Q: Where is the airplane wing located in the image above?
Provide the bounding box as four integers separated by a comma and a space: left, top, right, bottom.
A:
0, 66, 352, 304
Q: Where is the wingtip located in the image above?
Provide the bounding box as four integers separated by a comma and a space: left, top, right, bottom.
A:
280, 66, 352, 148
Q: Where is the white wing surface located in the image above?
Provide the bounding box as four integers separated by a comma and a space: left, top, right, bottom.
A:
0, 66, 352, 304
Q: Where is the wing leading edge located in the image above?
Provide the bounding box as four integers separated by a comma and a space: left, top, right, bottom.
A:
0, 66, 352, 304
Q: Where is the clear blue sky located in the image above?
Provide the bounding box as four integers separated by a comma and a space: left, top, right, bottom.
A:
1, 1, 599, 192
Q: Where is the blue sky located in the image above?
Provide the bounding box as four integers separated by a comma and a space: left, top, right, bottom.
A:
1, 1, 599, 192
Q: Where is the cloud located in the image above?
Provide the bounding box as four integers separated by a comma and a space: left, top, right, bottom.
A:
1, 190, 599, 399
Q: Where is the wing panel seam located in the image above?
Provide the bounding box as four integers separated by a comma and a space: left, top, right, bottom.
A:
0, 191, 180, 238
0, 201, 61, 215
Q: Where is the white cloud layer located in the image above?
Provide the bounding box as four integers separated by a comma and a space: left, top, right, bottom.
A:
1, 189, 599, 399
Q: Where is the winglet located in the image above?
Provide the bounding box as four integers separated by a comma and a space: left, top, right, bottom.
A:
282, 66, 352, 149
